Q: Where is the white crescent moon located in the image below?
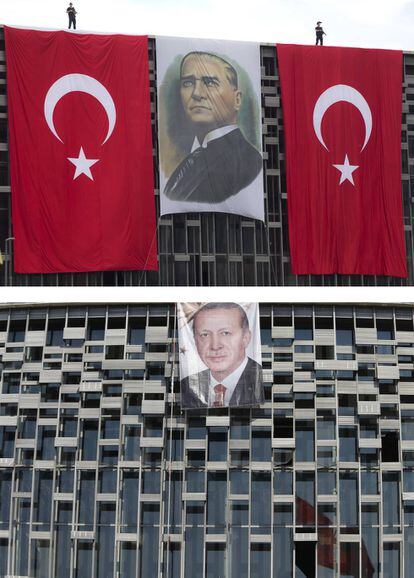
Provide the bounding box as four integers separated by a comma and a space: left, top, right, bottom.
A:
313, 84, 372, 152
44, 73, 116, 145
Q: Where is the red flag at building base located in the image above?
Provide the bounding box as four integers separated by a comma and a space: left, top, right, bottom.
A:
277, 44, 407, 277
5, 27, 157, 273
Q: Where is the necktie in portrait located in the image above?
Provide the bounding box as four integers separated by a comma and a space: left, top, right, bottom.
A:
213, 384, 227, 407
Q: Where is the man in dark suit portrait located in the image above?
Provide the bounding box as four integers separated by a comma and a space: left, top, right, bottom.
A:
164, 52, 262, 204
180, 302, 263, 408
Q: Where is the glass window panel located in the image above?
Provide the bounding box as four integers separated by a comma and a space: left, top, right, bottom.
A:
124, 425, 140, 461
185, 527, 204, 576
207, 472, 226, 532
139, 504, 160, 577
230, 414, 250, 439
205, 544, 225, 578
164, 544, 180, 578
81, 421, 98, 460
336, 329, 353, 346
273, 505, 293, 578
230, 470, 249, 495
186, 470, 205, 493
402, 411, 414, 440
167, 430, 183, 461
21, 416, 36, 439
318, 504, 336, 526
317, 416, 336, 440
250, 544, 271, 578
383, 473, 400, 533
360, 422, 378, 439
361, 471, 378, 495
208, 429, 227, 461
120, 543, 137, 578
274, 470, 293, 495
75, 542, 93, 578
362, 505, 379, 578
36, 426, 55, 460
296, 472, 315, 527
0, 427, 15, 457
383, 543, 400, 578
142, 470, 161, 494
404, 527, 414, 578
339, 427, 357, 462
0, 471, 12, 530
232, 502, 249, 526
164, 472, 182, 533
0, 538, 8, 577
99, 468, 116, 493
78, 471, 95, 530
101, 417, 120, 439
340, 542, 359, 578
295, 422, 314, 462
55, 503, 72, 577
15, 499, 30, 575
121, 472, 139, 532
317, 527, 336, 578
30, 540, 49, 578
339, 473, 359, 529
295, 541, 315, 578
318, 471, 336, 495
404, 469, 414, 492
187, 417, 206, 439
96, 503, 115, 578
33, 471, 53, 529
251, 472, 271, 533
230, 527, 248, 578
252, 428, 271, 461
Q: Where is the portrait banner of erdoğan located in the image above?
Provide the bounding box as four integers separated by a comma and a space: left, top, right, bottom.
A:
157, 37, 264, 221
178, 302, 263, 409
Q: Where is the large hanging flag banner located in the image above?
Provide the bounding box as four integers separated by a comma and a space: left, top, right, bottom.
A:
178, 302, 263, 409
277, 44, 407, 277
157, 37, 264, 221
5, 27, 157, 273
296, 497, 374, 577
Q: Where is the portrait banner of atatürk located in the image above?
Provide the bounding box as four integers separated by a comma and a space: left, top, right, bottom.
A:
178, 302, 263, 409
157, 37, 264, 221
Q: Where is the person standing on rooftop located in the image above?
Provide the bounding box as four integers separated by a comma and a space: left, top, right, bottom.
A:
67, 3, 77, 29
315, 21, 326, 45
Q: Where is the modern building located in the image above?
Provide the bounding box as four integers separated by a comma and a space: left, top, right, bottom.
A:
0, 302, 414, 577
2, 29, 414, 287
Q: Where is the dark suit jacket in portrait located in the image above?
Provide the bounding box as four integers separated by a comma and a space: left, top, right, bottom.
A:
164, 128, 262, 204
180, 357, 263, 409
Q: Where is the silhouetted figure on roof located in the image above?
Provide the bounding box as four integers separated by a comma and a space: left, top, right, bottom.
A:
315, 21, 326, 45
67, 3, 77, 29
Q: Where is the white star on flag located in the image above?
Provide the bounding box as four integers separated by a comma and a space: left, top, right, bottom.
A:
332, 154, 359, 186
68, 147, 99, 180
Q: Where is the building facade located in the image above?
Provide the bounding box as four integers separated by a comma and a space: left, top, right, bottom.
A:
2, 30, 414, 287
0, 302, 413, 576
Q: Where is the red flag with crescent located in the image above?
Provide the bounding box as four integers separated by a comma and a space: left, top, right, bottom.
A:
277, 44, 406, 277
5, 26, 157, 273
296, 497, 374, 577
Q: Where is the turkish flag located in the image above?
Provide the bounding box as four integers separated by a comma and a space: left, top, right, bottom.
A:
296, 497, 374, 577
5, 27, 157, 273
277, 44, 406, 277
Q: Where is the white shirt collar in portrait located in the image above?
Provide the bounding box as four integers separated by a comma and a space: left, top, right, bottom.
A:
191, 124, 238, 152
209, 356, 249, 406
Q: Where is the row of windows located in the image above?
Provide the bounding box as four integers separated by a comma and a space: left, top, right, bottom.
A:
1, 304, 414, 575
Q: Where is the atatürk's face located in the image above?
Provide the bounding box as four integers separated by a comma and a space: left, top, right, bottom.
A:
193, 308, 251, 381
180, 54, 241, 134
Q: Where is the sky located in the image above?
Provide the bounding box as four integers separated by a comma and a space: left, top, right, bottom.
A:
1, 0, 414, 50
